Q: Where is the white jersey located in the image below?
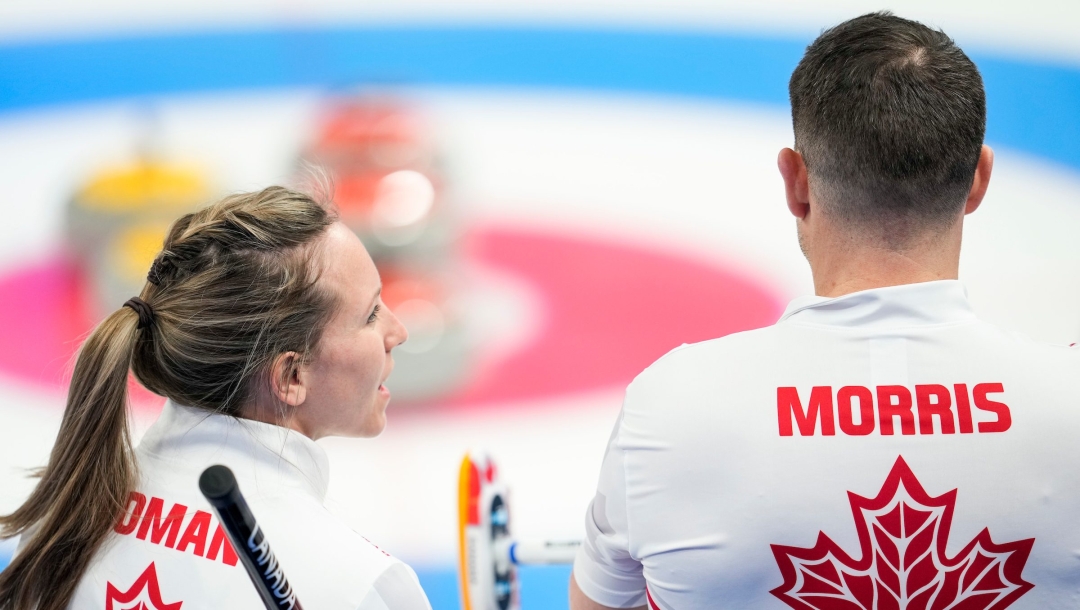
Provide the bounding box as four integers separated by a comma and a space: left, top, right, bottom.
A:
58, 400, 432, 610
574, 280, 1080, 610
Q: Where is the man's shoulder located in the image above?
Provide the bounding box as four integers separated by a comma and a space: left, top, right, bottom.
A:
952, 318, 1080, 368
632, 325, 783, 386
630, 318, 1080, 392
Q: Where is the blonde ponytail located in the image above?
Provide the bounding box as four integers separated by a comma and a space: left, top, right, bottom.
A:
0, 307, 140, 610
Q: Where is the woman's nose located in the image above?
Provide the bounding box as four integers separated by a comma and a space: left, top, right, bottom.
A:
385, 307, 409, 349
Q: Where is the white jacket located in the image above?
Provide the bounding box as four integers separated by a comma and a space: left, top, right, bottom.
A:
62, 400, 432, 609
574, 280, 1080, 609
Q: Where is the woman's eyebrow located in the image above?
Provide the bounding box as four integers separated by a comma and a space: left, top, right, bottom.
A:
365, 285, 382, 310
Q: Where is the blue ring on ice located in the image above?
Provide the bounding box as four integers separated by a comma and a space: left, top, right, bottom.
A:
0, 26, 1078, 171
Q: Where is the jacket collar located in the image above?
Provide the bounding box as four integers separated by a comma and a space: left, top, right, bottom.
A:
137, 400, 330, 502
778, 280, 978, 330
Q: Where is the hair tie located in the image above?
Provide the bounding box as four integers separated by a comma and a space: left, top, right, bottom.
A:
123, 297, 155, 330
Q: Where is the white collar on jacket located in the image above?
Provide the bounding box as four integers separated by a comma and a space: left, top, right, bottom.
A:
137, 400, 330, 502
778, 279, 978, 330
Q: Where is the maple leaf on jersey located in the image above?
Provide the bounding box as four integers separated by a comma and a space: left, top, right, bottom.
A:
105, 562, 183, 610
771, 456, 1033, 610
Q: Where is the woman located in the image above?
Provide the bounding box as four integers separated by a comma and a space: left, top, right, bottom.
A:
0, 187, 428, 609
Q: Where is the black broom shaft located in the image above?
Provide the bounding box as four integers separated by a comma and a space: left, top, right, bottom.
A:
199, 465, 304, 610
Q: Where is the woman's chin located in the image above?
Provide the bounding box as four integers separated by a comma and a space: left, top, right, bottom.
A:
361, 417, 387, 438
311, 392, 390, 438
357, 405, 388, 438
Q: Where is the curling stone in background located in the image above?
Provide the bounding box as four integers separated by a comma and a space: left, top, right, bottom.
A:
299, 96, 474, 405
298, 97, 459, 266
65, 161, 212, 315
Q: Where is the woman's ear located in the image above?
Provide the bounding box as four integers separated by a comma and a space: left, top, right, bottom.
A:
270, 352, 307, 407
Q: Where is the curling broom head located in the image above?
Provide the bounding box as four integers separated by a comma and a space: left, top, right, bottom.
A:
458, 452, 517, 610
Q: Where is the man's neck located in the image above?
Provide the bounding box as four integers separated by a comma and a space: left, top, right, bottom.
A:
808, 225, 963, 298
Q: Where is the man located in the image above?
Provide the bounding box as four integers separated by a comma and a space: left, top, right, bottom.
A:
570, 12, 1080, 610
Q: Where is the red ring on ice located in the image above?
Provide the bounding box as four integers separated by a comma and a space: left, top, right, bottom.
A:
0, 224, 784, 410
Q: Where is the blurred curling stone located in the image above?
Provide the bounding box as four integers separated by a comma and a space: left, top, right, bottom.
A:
65, 160, 212, 314
299, 95, 472, 404
300, 97, 456, 261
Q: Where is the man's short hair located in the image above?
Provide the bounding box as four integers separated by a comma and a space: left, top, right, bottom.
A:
789, 12, 985, 240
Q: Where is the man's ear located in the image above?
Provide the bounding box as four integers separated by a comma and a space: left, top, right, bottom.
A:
778, 148, 810, 219
964, 145, 994, 215
269, 352, 307, 407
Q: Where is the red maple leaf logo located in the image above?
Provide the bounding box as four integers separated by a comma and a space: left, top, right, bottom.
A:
105, 562, 183, 610
771, 456, 1034, 610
